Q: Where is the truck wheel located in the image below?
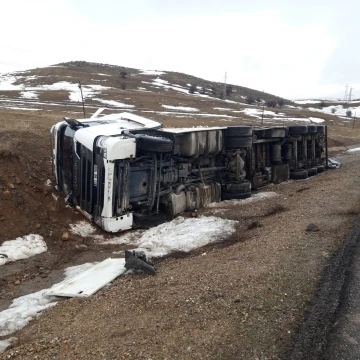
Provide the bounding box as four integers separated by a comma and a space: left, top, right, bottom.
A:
133, 212, 167, 229
254, 129, 266, 138
225, 126, 253, 137
288, 125, 308, 134
307, 125, 317, 133
224, 136, 252, 148
124, 130, 173, 153
222, 191, 251, 200
222, 181, 251, 193
290, 170, 308, 179
263, 127, 287, 138
222, 181, 251, 200
317, 125, 325, 133
307, 167, 318, 176
316, 165, 325, 173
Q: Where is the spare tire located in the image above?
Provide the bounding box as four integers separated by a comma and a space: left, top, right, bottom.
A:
225, 126, 253, 137
124, 130, 173, 153
288, 125, 308, 135
290, 170, 308, 180
224, 136, 252, 148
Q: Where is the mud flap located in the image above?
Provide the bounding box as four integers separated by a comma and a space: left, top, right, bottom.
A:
271, 164, 290, 184
125, 250, 156, 275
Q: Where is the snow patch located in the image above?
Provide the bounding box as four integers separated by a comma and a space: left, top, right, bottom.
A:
206, 192, 278, 207
69, 221, 104, 241
93, 98, 135, 108
0, 235, 46, 265
102, 216, 237, 258
20, 91, 38, 99
308, 117, 325, 123
154, 78, 169, 84
348, 147, 360, 153
294, 100, 322, 104
0, 106, 41, 111
0, 337, 16, 353
161, 105, 199, 112
0, 263, 95, 348
140, 70, 166, 75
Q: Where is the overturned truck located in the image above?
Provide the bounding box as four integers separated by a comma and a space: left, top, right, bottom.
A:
51, 112, 327, 232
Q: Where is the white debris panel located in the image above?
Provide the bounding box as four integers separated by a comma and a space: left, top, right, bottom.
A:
44, 258, 126, 298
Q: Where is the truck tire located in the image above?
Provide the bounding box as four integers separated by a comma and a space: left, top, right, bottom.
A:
317, 125, 325, 134
222, 181, 251, 193
288, 125, 308, 135
307, 167, 318, 176
316, 165, 325, 173
221, 181, 251, 200
263, 127, 287, 138
221, 191, 251, 200
224, 136, 252, 148
254, 129, 266, 138
225, 126, 253, 137
124, 130, 173, 153
133, 212, 167, 228
290, 169, 308, 179
307, 125, 317, 133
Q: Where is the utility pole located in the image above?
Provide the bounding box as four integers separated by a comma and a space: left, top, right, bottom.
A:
353, 111, 356, 129
78, 82, 86, 118
349, 87, 353, 103
261, 90, 265, 125
344, 84, 349, 102
223, 72, 227, 100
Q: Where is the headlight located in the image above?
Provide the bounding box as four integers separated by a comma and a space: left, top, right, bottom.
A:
96, 136, 108, 158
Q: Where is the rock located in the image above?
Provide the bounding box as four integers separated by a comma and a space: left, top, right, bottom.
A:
14, 280, 21, 285
24, 220, 30, 227
15, 178, 21, 184
306, 223, 320, 232
61, 232, 69, 241
40, 273, 48, 278
234, 298, 241, 303
8, 183, 15, 189
35, 223, 41, 229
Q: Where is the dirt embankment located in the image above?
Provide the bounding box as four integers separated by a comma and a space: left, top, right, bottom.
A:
1, 143, 360, 359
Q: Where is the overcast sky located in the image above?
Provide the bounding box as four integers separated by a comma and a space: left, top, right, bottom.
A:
0, 0, 359, 99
